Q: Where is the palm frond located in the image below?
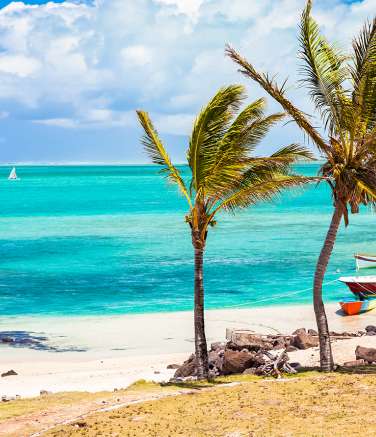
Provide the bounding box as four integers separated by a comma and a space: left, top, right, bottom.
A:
213, 174, 314, 215
299, 0, 349, 135
351, 17, 376, 133
136, 110, 192, 208
271, 143, 315, 161
236, 144, 314, 179
203, 106, 288, 195
188, 85, 246, 195
225, 45, 329, 153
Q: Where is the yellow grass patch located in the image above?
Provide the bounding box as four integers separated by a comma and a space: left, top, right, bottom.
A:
43, 373, 376, 437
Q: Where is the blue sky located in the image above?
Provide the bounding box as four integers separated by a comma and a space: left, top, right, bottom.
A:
0, 0, 374, 164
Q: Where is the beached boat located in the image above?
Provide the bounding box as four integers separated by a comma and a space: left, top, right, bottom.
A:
339, 276, 376, 299
355, 253, 376, 270
339, 297, 376, 316
8, 167, 18, 180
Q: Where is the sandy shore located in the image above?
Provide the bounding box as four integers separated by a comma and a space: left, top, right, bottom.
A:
1, 303, 376, 397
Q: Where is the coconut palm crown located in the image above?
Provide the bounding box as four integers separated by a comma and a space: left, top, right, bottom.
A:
226, 0, 376, 371
137, 84, 313, 379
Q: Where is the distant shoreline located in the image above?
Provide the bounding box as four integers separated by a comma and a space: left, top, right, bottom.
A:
0, 160, 323, 167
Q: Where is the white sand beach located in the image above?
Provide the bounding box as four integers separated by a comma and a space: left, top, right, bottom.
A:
1, 304, 376, 398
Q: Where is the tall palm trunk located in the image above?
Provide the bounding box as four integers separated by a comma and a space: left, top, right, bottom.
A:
192, 232, 209, 379
313, 203, 343, 372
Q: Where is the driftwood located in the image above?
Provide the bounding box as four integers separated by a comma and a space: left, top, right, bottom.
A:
256, 349, 297, 378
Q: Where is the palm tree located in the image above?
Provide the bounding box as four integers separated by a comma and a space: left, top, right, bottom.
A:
137, 85, 313, 379
226, 0, 376, 371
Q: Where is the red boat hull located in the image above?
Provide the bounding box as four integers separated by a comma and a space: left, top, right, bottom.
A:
345, 282, 376, 297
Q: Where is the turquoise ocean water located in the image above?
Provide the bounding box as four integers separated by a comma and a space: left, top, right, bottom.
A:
0, 164, 375, 317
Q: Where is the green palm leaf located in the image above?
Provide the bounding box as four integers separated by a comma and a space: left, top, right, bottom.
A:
136, 110, 192, 208
214, 174, 313, 215
225, 44, 329, 153
351, 18, 376, 134
203, 101, 287, 195
188, 85, 246, 195
299, 0, 350, 136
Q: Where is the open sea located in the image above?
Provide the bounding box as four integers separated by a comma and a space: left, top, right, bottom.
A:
0, 164, 375, 317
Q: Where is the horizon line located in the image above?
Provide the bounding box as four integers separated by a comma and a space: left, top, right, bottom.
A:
0, 159, 322, 167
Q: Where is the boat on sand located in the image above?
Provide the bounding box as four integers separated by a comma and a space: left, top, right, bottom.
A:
338, 276, 376, 315
339, 298, 376, 316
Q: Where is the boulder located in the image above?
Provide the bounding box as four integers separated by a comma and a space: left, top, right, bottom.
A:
222, 350, 255, 375
210, 342, 225, 351
174, 354, 196, 378
286, 345, 299, 352
230, 331, 272, 351
228, 332, 272, 351
166, 364, 180, 369
292, 333, 319, 350
271, 337, 286, 350
292, 328, 306, 336
0, 336, 14, 343
208, 350, 224, 372
355, 346, 376, 364
366, 331, 376, 336
365, 325, 376, 333
343, 359, 365, 367
1, 369, 17, 378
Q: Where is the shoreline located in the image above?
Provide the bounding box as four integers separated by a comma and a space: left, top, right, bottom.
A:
1, 304, 376, 397
0, 298, 344, 320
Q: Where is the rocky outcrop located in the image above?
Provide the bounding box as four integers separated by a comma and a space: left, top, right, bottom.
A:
228, 331, 273, 351
292, 328, 306, 336
172, 327, 374, 381
173, 330, 300, 380
365, 326, 376, 336
174, 354, 196, 378
308, 329, 318, 336
292, 332, 319, 350
222, 350, 257, 375
355, 346, 376, 364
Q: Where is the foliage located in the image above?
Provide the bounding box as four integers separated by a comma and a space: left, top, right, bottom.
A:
137, 85, 313, 241
226, 1, 376, 224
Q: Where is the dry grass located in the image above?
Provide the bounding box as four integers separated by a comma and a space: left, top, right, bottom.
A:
42, 373, 376, 437
0, 380, 180, 437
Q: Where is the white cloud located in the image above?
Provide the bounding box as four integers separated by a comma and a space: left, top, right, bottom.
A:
33, 109, 134, 129
33, 117, 78, 128
154, 0, 204, 20
121, 45, 152, 67
0, 54, 40, 77
0, 0, 374, 145
154, 112, 195, 135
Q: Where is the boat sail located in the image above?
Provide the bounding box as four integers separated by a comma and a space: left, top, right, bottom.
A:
8, 167, 18, 180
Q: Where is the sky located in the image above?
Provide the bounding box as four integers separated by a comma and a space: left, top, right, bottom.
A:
0, 0, 374, 164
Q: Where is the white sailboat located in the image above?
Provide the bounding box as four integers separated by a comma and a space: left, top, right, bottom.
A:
8, 167, 19, 180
